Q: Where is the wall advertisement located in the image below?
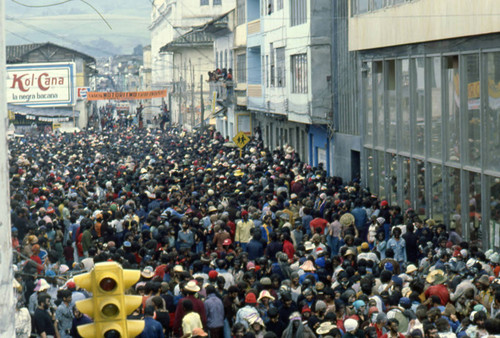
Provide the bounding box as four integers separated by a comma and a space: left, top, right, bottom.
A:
7, 62, 75, 107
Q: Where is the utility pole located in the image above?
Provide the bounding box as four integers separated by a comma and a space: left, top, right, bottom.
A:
191, 62, 195, 129
200, 74, 204, 130
0, 0, 16, 335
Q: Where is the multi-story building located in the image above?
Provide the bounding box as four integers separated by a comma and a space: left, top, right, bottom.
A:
241, 0, 333, 170
149, 0, 235, 125
348, 0, 500, 249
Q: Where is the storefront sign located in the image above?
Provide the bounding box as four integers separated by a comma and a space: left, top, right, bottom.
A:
86, 90, 167, 101
7, 62, 75, 107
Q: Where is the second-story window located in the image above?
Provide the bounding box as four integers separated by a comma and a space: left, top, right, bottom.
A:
201, 0, 209, 5
213, 0, 222, 5
277, 0, 283, 10
270, 43, 275, 87
237, 54, 246, 83
276, 47, 285, 87
291, 0, 307, 26
237, 0, 246, 25
291, 53, 307, 93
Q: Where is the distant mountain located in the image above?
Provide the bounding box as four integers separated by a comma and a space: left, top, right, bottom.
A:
6, 0, 151, 57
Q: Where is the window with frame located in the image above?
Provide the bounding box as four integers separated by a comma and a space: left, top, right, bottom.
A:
213, 0, 222, 5
237, 0, 246, 25
237, 54, 246, 83
277, 0, 283, 10
270, 43, 275, 87
268, 0, 274, 14
201, 0, 209, 5
276, 47, 285, 87
291, 53, 307, 93
291, 0, 307, 26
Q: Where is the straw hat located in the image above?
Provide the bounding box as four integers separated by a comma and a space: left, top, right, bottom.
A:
184, 280, 200, 292
300, 260, 316, 272
304, 241, 315, 251
406, 264, 418, 274
316, 322, 337, 335
258, 290, 275, 302
141, 266, 155, 279
34, 278, 50, 292
173, 265, 184, 273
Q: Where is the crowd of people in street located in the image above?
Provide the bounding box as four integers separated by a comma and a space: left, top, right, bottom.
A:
9, 124, 500, 338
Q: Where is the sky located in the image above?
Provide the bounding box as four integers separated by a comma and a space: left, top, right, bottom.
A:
5, 0, 152, 57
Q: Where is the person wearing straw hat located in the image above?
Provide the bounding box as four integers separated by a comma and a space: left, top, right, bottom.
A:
174, 281, 207, 337
299, 260, 318, 284
316, 321, 337, 337
257, 290, 276, 324
424, 270, 449, 307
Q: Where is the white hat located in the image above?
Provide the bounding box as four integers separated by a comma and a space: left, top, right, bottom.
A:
344, 318, 358, 332
34, 278, 50, 292
466, 258, 477, 269
184, 280, 200, 292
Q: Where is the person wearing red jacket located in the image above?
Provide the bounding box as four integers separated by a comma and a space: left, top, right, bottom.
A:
173, 281, 207, 337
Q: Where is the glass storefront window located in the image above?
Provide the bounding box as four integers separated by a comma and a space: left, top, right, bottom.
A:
448, 167, 462, 235
400, 59, 410, 152
430, 57, 443, 159
389, 153, 397, 204
468, 171, 482, 244
387, 61, 397, 149
364, 62, 373, 145
464, 55, 481, 167
446, 56, 460, 163
375, 62, 384, 147
431, 163, 444, 222
413, 58, 425, 156
485, 53, 500, 172
489, 176, 500, 249
416, 159, 426, 215
402, 156, 411, 208
378, 151, 386, 199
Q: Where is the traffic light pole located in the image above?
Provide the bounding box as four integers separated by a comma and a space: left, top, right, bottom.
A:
0, 0, 16, 335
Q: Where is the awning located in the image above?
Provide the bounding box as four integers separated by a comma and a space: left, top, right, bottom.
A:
8, 104, 79, 118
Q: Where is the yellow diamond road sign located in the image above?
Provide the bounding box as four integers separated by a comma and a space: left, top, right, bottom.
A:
233, 132, 250, 149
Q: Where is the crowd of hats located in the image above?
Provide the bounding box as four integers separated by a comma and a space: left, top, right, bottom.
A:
9, 125, 500, 337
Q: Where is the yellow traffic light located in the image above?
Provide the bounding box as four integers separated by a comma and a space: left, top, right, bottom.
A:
73, 261, 145, 337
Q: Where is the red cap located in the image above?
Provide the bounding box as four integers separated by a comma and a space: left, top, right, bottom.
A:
380, 200, 388, 207
302, 305, 312, 313
241, 210, 249, 217
208, 270, 218, 279
245, 292, 257, 304
67, 281, 76, 289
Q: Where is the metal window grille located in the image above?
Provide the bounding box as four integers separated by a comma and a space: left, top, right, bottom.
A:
291, 0, 307, 26
291, 53, 307, 93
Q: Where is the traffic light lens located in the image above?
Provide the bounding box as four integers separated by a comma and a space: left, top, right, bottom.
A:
104, 329, 121, 338
100, 277, 117, 291
102, 303, 120, 317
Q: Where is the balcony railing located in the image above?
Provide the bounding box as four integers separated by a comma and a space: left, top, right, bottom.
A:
247, 19, 261, 35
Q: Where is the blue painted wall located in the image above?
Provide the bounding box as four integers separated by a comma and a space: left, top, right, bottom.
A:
308, 124, 330, 175
247, 47, 261, 84
247, 0, 260, 22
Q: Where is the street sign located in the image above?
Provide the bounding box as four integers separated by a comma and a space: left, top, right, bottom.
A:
233, 131, 250, 149
77, 87, 91, 100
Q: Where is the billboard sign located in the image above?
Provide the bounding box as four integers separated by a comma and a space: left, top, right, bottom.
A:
7, 62, 75, 107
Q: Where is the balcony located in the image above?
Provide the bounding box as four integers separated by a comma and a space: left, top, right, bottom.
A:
208, 80, 234, 106
247, 84, 262, 97
248, 19, 261, 35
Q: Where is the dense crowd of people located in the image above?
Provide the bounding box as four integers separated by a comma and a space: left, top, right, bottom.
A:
9, 125, 500, 338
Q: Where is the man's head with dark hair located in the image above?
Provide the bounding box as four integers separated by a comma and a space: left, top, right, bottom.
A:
144, 305, 155, 317
206, 285, 216, 295
182, 299, 193, 312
